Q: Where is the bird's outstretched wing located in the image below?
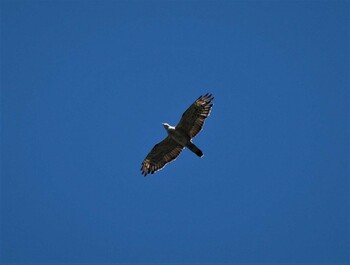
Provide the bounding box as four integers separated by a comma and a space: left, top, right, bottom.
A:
141, 136, 183, 176
176, 93, 214, 138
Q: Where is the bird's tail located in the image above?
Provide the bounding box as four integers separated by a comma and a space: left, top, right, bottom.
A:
187, 142, 204, 157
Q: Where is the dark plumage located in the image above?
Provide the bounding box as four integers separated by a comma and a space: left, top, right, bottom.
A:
141, 93, 214, 176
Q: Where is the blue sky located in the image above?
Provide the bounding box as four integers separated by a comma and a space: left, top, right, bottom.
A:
1, 1, 348, 264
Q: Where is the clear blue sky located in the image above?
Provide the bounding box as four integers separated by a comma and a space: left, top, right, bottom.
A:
1, 1, 348, 264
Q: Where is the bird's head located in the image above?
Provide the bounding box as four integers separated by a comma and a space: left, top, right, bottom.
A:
162, 123, 170, 131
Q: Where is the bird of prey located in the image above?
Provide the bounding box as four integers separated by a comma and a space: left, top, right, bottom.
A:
141, 93, 214, 176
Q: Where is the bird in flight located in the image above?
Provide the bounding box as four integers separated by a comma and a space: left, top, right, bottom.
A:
141, 93, 214, 176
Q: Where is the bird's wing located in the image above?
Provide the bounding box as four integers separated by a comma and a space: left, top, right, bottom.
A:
176, 93, 214, 138
141, 136, 184, 176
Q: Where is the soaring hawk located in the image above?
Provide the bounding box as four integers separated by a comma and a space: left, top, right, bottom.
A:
141, 93, 214, 176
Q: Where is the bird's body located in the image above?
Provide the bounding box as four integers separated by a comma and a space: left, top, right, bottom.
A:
162, 123, 203, 157
163, 123, 191, 148
141, 93, 214, 176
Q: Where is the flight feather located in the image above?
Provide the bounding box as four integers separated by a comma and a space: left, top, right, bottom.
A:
141, 136, 183, 176
177, 93, 214, 138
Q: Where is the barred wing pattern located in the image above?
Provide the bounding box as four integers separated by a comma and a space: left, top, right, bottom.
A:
176, 93, 214, 138
141, 136, 184, 176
